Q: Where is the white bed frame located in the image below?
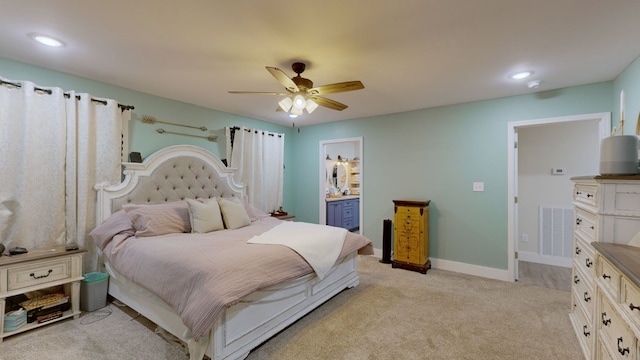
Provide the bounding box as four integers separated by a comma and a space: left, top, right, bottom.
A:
94, 145, 361, 360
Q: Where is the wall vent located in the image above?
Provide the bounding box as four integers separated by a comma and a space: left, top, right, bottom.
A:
539, 206, 573, 258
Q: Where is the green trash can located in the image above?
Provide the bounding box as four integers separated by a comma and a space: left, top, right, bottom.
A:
80, 272, 109, 312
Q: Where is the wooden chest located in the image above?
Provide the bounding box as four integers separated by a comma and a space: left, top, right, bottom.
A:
392, 199, 430, 274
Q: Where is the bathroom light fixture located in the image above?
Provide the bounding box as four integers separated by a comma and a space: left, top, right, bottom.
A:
509, 71, 533, 80
28, 33, 66, 47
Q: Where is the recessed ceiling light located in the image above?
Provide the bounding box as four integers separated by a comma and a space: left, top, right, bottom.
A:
28, 33, 66, 47
509, 71, 534, 80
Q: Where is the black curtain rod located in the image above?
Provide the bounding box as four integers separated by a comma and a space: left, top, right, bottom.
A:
1, 79, 135, 111
230, 126, 282, 137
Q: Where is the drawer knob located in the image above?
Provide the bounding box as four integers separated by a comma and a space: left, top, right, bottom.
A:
576, 218, 582, 225
602, 312, 611, 326
618, 337, 630, 356
574, 275, 580, 284
602, 274, 611, 280
582, 325, 590, 337
585, 259, 593, 268
30, 269, 53, 279
629, 303, 640, 312
584, 292, 591, 302
587, 194, 593, 198
575, 247, 581, 255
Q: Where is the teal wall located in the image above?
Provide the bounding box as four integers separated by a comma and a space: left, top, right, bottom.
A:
289, 83, 614, 269
5, 55, 640, 271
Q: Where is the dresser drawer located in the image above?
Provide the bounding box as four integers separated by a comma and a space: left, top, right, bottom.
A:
570, 293, 594, 355
573, 267, 595, 314
621, 277, 640, 330
575, 207, 598, 242
575, 183, 598, 208
599, 294, 636, 360
574, 235, 596, 280
7, 258, 71, 291
597, 257, 622, 301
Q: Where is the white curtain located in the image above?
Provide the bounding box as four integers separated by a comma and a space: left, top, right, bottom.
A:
0, 78, 124, 271
230, 127, 284, 213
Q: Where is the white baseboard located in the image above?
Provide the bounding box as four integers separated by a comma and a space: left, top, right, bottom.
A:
517, 251, 572, 268
369, 248, 511, 282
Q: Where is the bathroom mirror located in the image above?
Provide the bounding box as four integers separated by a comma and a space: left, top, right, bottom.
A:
333, 162, 348, 190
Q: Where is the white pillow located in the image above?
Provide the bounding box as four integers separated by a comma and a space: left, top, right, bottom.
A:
217, 197, 251, 230
187, 198, 224, 233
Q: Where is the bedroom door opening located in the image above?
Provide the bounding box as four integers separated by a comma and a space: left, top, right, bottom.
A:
319, 137, 364, 235
507, 112, 610, 283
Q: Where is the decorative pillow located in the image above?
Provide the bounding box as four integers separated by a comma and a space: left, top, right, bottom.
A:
242, 196, 270, 221
89, 210, 134, 250
217, 197, 251, 230
187, 198, 224, 233
123, 201, 191, 237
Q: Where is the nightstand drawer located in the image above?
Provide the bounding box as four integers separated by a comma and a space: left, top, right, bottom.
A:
7, 258, 71, 291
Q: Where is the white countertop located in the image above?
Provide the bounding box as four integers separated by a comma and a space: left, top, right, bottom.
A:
325, 195, 360, 202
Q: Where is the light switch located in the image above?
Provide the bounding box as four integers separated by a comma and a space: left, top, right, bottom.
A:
473, 182, 484, 192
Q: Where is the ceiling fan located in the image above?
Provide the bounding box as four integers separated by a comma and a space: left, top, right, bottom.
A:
229, 62, 364, 116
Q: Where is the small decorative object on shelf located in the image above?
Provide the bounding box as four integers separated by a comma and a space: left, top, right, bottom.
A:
392, 199, 431, 274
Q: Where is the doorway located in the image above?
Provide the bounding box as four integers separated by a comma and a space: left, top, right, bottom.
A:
319, 137, 364, 234
506, 113, 610, 283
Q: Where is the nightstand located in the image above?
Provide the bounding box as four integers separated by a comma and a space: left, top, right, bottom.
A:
0, 245, 86, 341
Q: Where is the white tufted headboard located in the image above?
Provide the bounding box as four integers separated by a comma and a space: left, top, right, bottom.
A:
94, 145, 245, 223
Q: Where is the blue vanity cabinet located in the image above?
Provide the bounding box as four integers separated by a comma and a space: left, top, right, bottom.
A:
326, 198, 359, 232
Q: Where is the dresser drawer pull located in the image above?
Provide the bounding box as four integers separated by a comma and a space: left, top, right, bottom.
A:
576, 191, 582, 196
585, 259, 593, 268
574, 275, 580, 284
618, 337, 630, 356
587, 194, 593, 198
582, 325, 590, 337
629, 303, 640, 312
576, 218, 582, 225
575, 247, 581, 255
602, 273, 611, 280
30, 269, 53, 279
584, 292, 591, 302
602, 312, 611, 326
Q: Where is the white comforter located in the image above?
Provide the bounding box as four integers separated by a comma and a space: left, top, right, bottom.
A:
247, 221, 347, 279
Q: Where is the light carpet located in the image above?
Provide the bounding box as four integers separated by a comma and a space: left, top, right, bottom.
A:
3, 256, 583, 360
0, 305, 186, 359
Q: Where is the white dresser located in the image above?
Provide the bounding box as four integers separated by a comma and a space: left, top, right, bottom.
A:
570, 176, 640, 359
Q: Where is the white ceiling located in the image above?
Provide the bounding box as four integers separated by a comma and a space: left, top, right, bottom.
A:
1, 1, 639, 127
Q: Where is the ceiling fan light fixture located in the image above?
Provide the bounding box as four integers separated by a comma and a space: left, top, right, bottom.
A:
292, 94, 306, 109
305, 99, 319, 114
290, 106, 303, 116
278, 97, 293, 112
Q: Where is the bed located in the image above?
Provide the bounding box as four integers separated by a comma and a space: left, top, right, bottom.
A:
91, 145, 373, 360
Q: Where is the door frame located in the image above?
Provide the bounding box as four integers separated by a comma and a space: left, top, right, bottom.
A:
506, 112, 610, 282
319, 137, 364, 235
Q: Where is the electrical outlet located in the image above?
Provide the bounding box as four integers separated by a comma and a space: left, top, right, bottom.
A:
472, 182, 484, 192
521, 234, 529, 243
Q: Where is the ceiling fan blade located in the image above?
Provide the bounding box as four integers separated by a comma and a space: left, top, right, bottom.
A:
309, 96, 349, 111
266, 66, 299, 92
308, 81, 364, 95
228, 91, 289, 96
